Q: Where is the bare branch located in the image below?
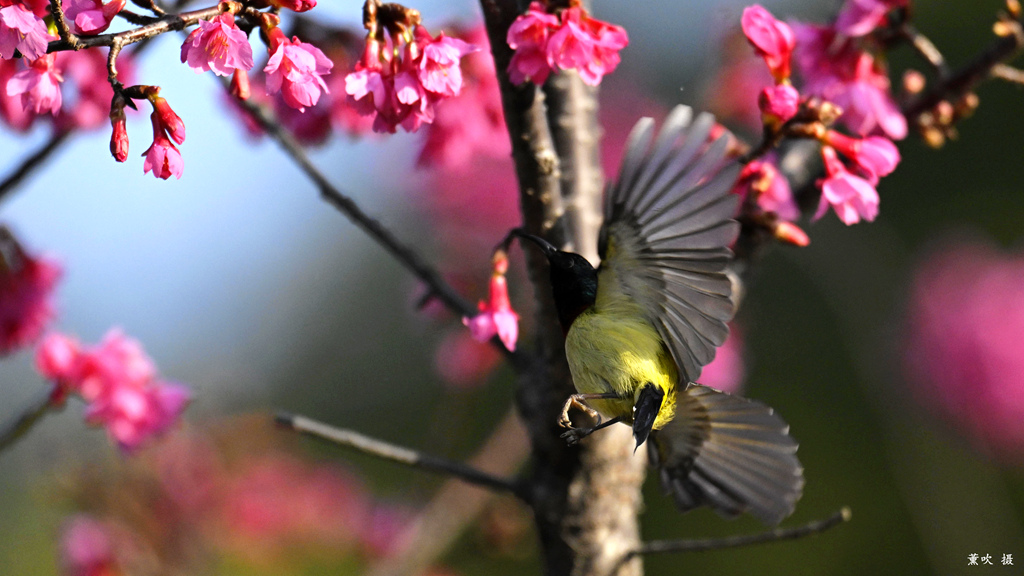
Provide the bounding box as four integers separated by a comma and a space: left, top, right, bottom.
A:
364, 408, 530, 576
899, 24, 949, 77
228, 92, 483, 323
0, 131, 72, 206
275, 412, 529, 500
991, 62, 1024, 83
622, 507, 851, 561
0, 385, 56, 454
903, 19, 1024, 120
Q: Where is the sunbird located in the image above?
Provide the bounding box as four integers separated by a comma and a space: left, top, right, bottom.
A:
510, 105, 803, 526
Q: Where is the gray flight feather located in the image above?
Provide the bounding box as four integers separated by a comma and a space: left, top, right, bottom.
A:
600, 105, 740, 382
649, 384, 805, 526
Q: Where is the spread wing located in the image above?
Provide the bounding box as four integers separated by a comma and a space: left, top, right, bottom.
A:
649, 384, 804, 526
600, 105, 741, 383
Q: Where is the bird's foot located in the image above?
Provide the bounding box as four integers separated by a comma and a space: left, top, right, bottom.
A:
560, 427, 591, 446
558, 395, 602, 429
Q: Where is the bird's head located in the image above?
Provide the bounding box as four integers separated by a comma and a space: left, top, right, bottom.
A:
512, 230, 598, 332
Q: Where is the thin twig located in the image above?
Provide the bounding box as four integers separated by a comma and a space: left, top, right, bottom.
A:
991, 62, 1024, 84
903, 19, 1024, 119
0, 131, 73, 205
622, 507, 851, 561
275, 412, 529, 501
46, 2, 235, 53
900, 24, 949, 77
229, 96, 480, 323
0, 385, 56, 454
364, 407, 530, 576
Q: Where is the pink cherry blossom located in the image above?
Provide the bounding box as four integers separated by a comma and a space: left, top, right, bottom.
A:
415, 27, 477, 97
835, 0, 905, 37
758, 83, 799, 125
181, 13, 254, 77
814, 145, 879, 225
791, 22, 907, 139
142, 111, 184, 180
825, 130, 900, 183
60, 515, 119, 576
35, 329, 191, 452
62, 0, 126, 36
740, 5, 795, 82
0, 4, 53, 61
506, 2, 559, 85
904, 238, 1024, 459
6, 53, 62, 115
545, 6, 627, 87
0, 235, 60, 355
463, 256, 519, 352
0, 58, 34, 130
84, 376, 190, 452
36, 333, 79, 381
733, 158, 799, 221
264, 28, 333, 112
417, 25, 508, 168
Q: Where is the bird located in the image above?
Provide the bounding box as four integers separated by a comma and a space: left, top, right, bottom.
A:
509, 105, 803, 526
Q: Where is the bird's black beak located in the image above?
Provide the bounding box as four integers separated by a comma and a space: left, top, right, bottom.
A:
511, 228, 558, 258
632, 384, 664, 451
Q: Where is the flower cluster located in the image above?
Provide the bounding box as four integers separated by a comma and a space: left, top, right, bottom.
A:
345, 6, 477, 134
0, 229, 61, 355
506, 1, 627, 87
463, 250, 519, 352
36, 330, 191, 452
736, 3, 904, 229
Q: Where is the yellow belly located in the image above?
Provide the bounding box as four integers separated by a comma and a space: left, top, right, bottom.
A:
564, 307, 678, 429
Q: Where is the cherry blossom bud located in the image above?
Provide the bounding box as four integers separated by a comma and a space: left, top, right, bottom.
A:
741, 5, 795, 82
758, 83, 799, 126
230, 68, 250, 100
151, 96, 185, 144
773, 221, 810, 246
109, 95, 128, 162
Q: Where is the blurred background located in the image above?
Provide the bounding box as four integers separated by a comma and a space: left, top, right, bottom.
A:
2, 0, 1024, 574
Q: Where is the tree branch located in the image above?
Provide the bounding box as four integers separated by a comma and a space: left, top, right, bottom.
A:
622, 507, 851, 561
0, 131, 72, 206
229, 91, 482, 323
364, 407, 530, 576
902, 18, 1024, 120
275, 412, 529, 500
0, 385, 56, 454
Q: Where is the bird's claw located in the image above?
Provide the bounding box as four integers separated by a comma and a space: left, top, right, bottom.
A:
559, 395, 601, 429
560, 428, 589, 446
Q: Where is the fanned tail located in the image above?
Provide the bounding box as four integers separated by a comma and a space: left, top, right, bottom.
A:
648, 384, 804, 526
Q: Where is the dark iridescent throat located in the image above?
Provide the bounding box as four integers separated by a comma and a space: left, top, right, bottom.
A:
548, 251, 598, 333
